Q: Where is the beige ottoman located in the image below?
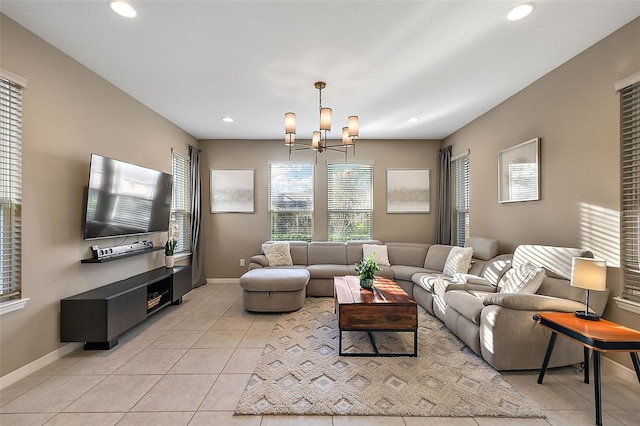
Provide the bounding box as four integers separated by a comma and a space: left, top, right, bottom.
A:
239, 268, 310, 312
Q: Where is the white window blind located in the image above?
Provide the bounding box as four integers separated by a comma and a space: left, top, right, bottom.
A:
451, 155, 469, 247
328, 163, 373, 242
171, 151, 192, 254
0, 76, 23, 301
621, 81, 640, 303
268, 163, 314, 241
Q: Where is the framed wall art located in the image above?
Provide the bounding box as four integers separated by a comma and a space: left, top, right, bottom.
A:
386, 169, 430, 213
210, 169, 255, 213
498, 138, 540, 203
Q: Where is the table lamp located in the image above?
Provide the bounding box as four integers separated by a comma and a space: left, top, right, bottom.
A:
570, 257, 607, 321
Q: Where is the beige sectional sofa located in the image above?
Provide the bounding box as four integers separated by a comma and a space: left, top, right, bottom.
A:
246, 239, 609, 371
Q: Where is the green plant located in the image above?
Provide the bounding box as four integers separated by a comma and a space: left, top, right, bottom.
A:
164, 239, 177, 256
354, 253, 381, 280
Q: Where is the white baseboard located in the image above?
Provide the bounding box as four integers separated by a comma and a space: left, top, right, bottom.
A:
206, 278, 240, 284
0, 342, 82, 390
602, 356, 639, 387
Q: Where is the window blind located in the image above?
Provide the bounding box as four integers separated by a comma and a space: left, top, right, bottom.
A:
328, 163, 373, 241
0, 76, 22, 301
268, 163, 314, 241
621, 81, 640, 303
451, 155, 469, 247
171, 151, 192, 254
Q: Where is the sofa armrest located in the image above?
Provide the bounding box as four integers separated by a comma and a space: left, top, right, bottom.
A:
250, 255, 269, 268
483, 293, 586, 312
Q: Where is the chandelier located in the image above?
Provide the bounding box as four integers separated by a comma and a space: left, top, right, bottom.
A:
284, 81, 359, 160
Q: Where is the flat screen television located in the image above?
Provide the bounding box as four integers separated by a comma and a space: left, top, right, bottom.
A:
83, 154, 173, 240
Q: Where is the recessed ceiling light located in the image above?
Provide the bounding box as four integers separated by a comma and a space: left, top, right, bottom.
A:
110, 1, 137, 18
222, 117, 234, 123
408, 117, 421, 123
507, 3, 534, 21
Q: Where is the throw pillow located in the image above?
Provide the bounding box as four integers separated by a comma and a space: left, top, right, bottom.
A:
262, 242, 293, 266
362, 244, 390, 266
442, 246, 473, 277
499, 261, 545, 294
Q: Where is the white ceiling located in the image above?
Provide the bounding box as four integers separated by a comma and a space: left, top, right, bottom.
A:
1, 1, 639, 141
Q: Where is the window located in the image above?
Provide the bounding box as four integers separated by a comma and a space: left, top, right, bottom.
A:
620, 80, 640, 303
0, 72, 24, 309
451, 154, 469, 247
171, 151, 191, 254
268, 163, 314, 241
328, 163, 373, 241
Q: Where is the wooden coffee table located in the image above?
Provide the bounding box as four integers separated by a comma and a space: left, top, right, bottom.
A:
334, 275, 418, 356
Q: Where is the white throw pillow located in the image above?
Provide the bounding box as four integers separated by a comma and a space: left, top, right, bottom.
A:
499, 261, 545, 294
262, 242, 293, 266
443, 246, 473, 277
362, 244, 390, 266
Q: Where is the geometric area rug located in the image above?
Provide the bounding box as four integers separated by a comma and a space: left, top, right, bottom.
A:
235, 297, 544, 418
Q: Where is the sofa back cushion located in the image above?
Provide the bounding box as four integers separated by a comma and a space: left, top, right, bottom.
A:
346, 240, 383, 265
465, 237, 499, 261
386, 242, 430, 267
512, 245, 593, 280
308, 241, 347, 265
479, 254, 513, 286
424, 245, 453, 271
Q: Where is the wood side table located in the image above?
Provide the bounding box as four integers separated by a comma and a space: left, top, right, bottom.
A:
534, 312, 640, 426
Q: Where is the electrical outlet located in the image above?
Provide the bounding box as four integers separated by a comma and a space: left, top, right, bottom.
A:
240, 259, 245, 267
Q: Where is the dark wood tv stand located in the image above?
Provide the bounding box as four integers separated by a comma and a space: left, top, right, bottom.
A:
60, 265, 192, 350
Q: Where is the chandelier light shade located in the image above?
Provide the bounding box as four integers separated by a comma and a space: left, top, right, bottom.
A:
284, 81, 359, 160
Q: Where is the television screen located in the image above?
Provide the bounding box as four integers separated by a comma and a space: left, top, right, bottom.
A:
83, 154, 173, 240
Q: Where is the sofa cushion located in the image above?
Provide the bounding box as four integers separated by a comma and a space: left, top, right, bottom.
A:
443, 246, 473, 277
307, 264, 350, 279
465, 237, 498, 261
499, 261, 545, 294
512, 245, 592, 280
443, 290, 488, 325
240, 268, 309, 292
308, 242, 347, 265
392, 265, 428, 282
362, 244, 390, 266
424, 245, 453, 271
261, 242, 293, 266
412, 271, 446, 292
386, 242, 431, 267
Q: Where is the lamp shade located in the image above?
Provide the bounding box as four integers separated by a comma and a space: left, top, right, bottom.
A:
342, 127, 354, 146
312, 131, 321, 149
285, 112, 296, 134
571, 257, 607, 291
284, 133, 295, 146
320, 107, 332, 131
348, 116, 359, 138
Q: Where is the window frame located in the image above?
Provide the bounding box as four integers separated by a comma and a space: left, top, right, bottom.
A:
451, 154, 469, 247
268, 162, 314, 242
327, 162, 374, 242
620, 78, 640, 306
0, 69, 27, 315
171, 150, 192, 256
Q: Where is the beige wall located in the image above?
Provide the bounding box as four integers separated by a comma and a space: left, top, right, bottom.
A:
200, 138, 441, 278
444, 18, 640, 369
0, 15, 197, 376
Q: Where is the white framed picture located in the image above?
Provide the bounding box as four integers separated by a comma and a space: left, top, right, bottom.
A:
498, 138, 540, 203
210, 169, 255, 213
386, 169, 430, 213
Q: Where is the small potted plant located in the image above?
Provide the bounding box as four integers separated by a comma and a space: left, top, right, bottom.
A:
354, 253, 381, 289
164, 239, 177, 268
164, 219, 179, 268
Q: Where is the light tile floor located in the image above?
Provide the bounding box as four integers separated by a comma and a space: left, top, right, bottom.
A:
1, 280, 639, 426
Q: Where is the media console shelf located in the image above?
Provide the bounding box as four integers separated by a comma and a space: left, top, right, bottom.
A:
60, 265, 191, 350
